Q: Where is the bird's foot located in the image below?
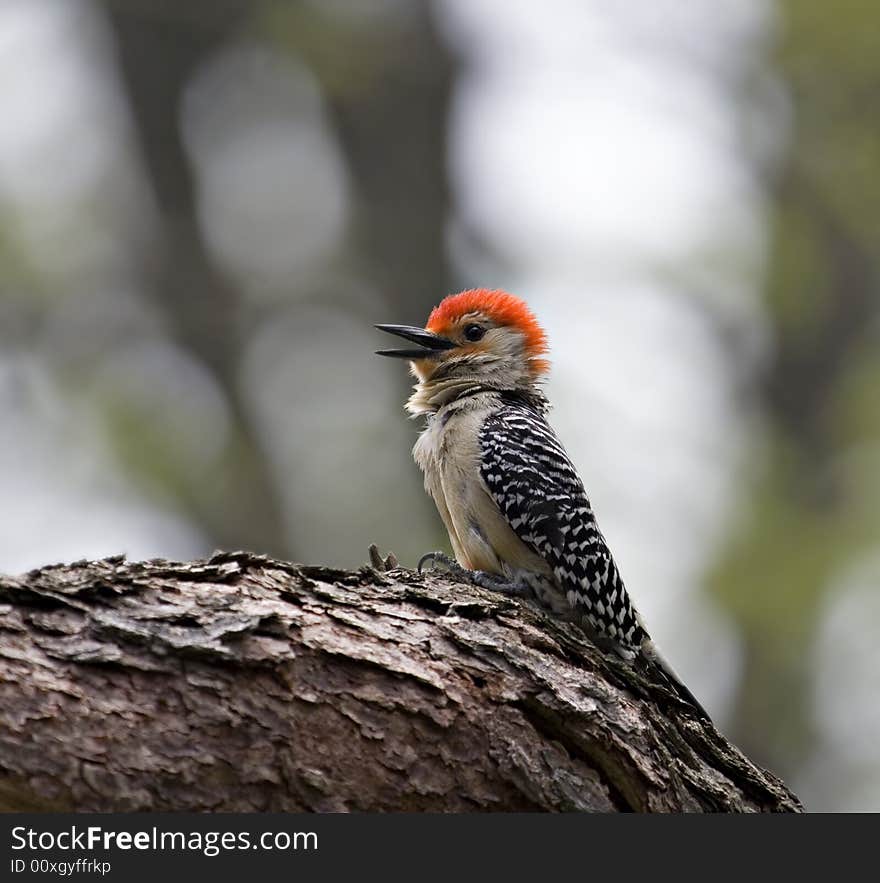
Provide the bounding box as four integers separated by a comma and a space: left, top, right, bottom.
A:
417, 551, 471, 581
368, 544, 399, 572
417, 552, 532, 598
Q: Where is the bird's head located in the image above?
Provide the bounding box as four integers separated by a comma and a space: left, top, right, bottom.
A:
375, 289, 549, 402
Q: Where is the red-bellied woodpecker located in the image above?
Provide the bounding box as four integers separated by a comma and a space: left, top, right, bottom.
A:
376, 288, 708, 719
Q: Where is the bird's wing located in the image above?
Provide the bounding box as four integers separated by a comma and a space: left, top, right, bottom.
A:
479, 400, 647, 651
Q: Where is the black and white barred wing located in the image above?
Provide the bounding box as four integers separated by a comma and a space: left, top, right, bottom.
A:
479, 402, 647, 652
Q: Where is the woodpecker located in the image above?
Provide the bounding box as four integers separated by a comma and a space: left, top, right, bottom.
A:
376, 288, 708, 719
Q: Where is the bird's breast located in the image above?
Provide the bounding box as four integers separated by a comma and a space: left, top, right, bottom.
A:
413, 404, 552, 581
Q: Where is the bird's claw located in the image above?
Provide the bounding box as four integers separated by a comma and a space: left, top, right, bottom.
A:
368, 544, 399, 572
417, 551, 466, 578
417, 552, 530, 598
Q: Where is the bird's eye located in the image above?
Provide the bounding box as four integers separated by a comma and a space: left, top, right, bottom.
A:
464, 324, 485, 342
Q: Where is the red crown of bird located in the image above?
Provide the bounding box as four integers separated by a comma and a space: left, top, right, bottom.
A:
426, 289, 550, 374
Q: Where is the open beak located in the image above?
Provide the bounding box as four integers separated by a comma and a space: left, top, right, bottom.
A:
374, 324, 456, 359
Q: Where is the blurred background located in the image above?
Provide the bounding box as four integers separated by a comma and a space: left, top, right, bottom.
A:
0, 0, 877, 811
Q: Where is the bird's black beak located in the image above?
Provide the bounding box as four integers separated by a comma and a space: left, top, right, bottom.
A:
374, 324, 456, 359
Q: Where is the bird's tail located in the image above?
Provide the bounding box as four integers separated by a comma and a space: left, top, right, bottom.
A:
641, 640, 712, 722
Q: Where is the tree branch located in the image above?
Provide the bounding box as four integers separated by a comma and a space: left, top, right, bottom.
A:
0, 553, 801, 812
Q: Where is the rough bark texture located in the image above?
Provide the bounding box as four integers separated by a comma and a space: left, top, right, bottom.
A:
0, 552, 801, 813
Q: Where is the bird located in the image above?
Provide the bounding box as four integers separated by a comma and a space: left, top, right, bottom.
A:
375, 288, 709, 719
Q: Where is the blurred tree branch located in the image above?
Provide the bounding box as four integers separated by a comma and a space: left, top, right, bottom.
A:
267, 1, 454, 315
0, 553, 800, 812
102, 0, 288, 556
766, 163, 878, 455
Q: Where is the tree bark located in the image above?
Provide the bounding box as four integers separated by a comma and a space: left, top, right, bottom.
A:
0, 553, 801, 812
